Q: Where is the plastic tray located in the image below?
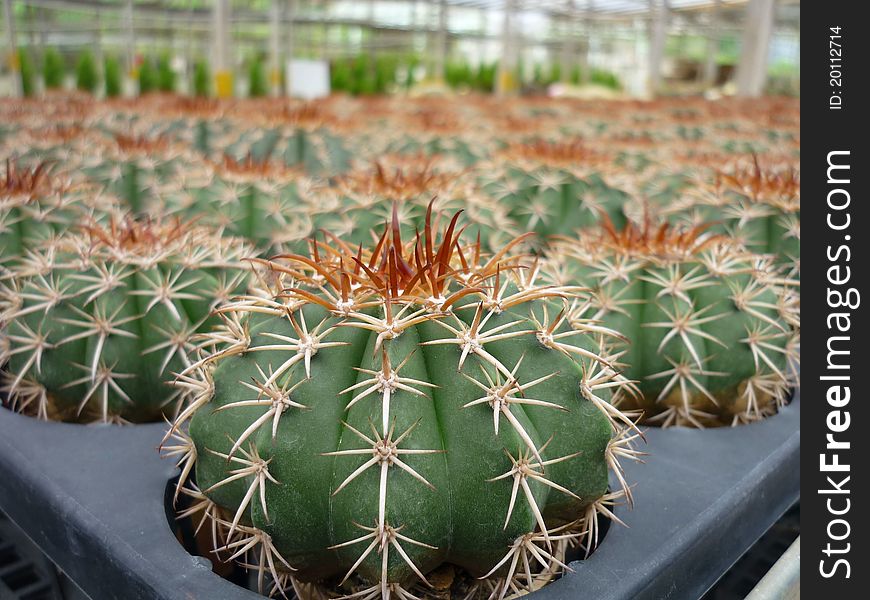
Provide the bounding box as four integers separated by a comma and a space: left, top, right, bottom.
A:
0, 393, 800, 600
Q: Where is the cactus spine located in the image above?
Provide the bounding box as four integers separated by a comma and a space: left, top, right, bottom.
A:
1, 216, 250, 422
548, 218, 800, 427
479, 139, 629, 242
1, 159, 111, 269
168, 205, 640, 598
663, 156, 800, 275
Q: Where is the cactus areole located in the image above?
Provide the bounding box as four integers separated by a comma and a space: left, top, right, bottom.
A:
168, 203, 640, 599
1, 215, 250, 422
549, 217, 800, 428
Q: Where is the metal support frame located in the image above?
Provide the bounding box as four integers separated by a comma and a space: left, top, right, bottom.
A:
559, 0, 574, 83
735, 0, 776, 97
93, 6, 103, 77
286, 0, 295, 66
647, 0, 669, 96
36, 5, 46, 61
183, 0, 194, 89
212, 0, 232, 97
0, 0, 798, 100
269, 0, 282, 95
702, 0, 722, 86
4, 0, 22, 97
496, 0, 518, 95
581, 0, 594, 84
124, 0, 135, 76
434, 0, 447, 80
744, 537, 800, 600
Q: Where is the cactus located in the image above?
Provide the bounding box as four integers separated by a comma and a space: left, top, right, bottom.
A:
170, 154, 312, 253
166, 205, 640, 598
79, 132, 186, 215
1, 159, 111, 268
192, 125, 351, 177
480, 139, 630, 242
312, 155, 521, 253
0, 215, 250, 422
386, 134, 481, 167
547, 217, 800, 427
670, 156, 800, 274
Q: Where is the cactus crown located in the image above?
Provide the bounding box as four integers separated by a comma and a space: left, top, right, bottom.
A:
502, 138, 608, 167
214, 153, 300, 183
114, 132, 170, 155
170, 202, 639, 599
588, 215, 723, 260
336, 156, 455, 201
2, 159, 60, 200
256, 202, 532, 317
713, 155, 799, 208
80, 215, 188, 250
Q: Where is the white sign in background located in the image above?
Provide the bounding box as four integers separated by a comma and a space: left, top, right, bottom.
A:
286, 59, 331, 99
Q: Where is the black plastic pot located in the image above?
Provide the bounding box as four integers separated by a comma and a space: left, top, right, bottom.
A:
0, 393, 799, 600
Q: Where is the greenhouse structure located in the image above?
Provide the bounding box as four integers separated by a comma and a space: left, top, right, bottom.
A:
1, 2, 799, 600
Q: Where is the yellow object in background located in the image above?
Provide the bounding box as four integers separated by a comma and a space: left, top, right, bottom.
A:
497, 70, 517, 93
6, 51, 20, 71
215, 70, 234, 98
269, 68, 282, 86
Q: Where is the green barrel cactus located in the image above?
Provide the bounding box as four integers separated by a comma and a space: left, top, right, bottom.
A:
648, 156, 800, 277
80, 132, 187, 214
310, 155, 521, 253
479, 138, 630, 242
0, 215, 250, 422
1, 158, 113, 269
166, 205, 640, 598
208, 127, 351, 177
548, 217, 800, 427
385, 134, 482, 167
163, 154, 314, 255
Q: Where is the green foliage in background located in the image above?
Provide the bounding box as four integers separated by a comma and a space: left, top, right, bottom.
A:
138, 59, 157, 94
43, 48, 65, 89
157, 55, 176, 92
104, 56, 122, 97
75, 51, 99, 93
532, 62, 562, 87
445, 60, 473, 89
19, 50, 35, 97
193, 59, 211, 97
331, 54, 403, 95
474, 61, 497, 92
590, 68, 621, 90
570, 65, 582, 85
248, 56, 268, 97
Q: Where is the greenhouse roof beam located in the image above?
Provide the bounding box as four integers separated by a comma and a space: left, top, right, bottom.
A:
735, 0, 775, 96
3, 0, 22, 96
15, 0, 753, 22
